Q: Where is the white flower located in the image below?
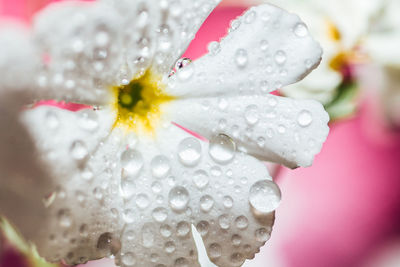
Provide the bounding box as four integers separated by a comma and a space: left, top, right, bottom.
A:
0, 1, 329, 266
268, 0, 382, 106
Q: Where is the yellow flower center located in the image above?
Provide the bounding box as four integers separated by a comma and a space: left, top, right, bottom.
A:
112, 71, 174, 135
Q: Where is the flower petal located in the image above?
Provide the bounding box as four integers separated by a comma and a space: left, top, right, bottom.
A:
0, 105, 126, 264
162, 95, 329, 168
102, 0, 222, 74
110, 124, 276, 266
165, 4, 322, 98
32, 1, 125, 105
0, 22, 40, 99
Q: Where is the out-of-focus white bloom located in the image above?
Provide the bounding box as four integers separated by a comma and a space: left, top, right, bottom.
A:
0, 1, 329, 266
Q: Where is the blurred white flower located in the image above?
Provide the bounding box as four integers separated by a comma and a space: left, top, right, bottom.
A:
0, 1, 329, 266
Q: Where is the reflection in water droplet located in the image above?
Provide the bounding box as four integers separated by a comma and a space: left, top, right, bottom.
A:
297, 110, 313, 127
121, 149, 143, 178
209, 134, 236, 164
235, 48, 248, 68
151, 155, 171, 178
168, 186, 189, 212
178, 137, 202, 167
249, 180, 281, 213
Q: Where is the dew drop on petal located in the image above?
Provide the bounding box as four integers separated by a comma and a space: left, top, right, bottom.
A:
45, 111, 59, 130
151, 155, 171, 178
135, 193, 150, 209
244, 11, 256, 24
209, 134, 236, 164
274, 50, 287, 65
176, 221, 190, 237
175, 58, 192, 70
209, 243, 222, 259
293, 22, 308, 37
223, 196, 234, 209
152, 207, 168, 222
196, 221, 209, 236
192, 170, 209, 189
168, 186, 189, 212
177, 63, 194, 81
178, 137, 202, 167
121, 149, 143, 178
297, 110, 313, 127
235, 48, 248, 68
249, 180, 281, 213
244, 105, 259, 125
57, 209, 72, 228
218, 214, 230, 229
207, 41, 221, 56
235, 216, 249, 229
200, 195, 214, 212
70, 141, 88, 161
255, 228, 270, 242
121, 252, 136, 266
78, 109, 99, 132
260, 40, 269, 51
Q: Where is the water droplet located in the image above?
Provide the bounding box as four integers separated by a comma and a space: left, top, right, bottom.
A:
223, 196, 234, 209
200, 195, 214, 212
260, 40, 269, 51
165, 241, 176, 253
70, 141, 88, 161
121, 252, 136, 266
274, 50, 287, 65
142, 224, 154, 248
97, 232, 121, 255
178, 137, 202, 167
177, 63, 194, 81
235, 49, 248, 68
209, 243, 222, 259
151, 155, 170, 178
209, 134, 236, 164
235, 216, 249, 229
207, 41, 221, 56
120, 178, 136, 199
79, 224, 88, 237
175, 257, 189, 267
78, 109, 99, 132
297, 110, 313, 127
196, 221, 209, 236
176, 221, 190, 236
230, 253, 244, 266
255, 228, 270, 242
152, 207, 168, 222
193, 170, 209, 189
81, 166, 93, 181
135, 193, 150, 209
175, 58, 192, 70
231, 234, 241, 246
244, 105, 259, 125
57, 209, 72, 228
160, 224, 172, 237
45, 111, 59, 130
293, 22, 308, 37
278, 125, 286, 134
230, 19, 241, 31
151, 181, 162, 193
168, 186, 189, 212
249, 180, 281, 213
218, 214, 230, 229
123, 209, 135, 223
121, 149, 143, 178
244, 11, 256, 24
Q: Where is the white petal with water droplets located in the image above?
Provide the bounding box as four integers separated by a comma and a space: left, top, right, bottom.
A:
102, 0, 222, 75
165, 4, 322, 98
108, 125, 276, 267
163, 94, 329, 168
0, 106, 125, 264
33, 1, 125, 105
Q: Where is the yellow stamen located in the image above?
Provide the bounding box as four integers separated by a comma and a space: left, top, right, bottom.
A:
112, 71, 174, 135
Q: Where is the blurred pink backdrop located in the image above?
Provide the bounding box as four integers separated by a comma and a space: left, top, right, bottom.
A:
1, 1, 400, 267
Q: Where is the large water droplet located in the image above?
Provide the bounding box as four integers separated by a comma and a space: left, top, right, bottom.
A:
168, 186, 189, 212
192, 170, 209, 189
209, 134, 236, 164
235, 216, 249, 229
235, 49, 248, 68
121, 149, 143, 178
209, 243, 222, 259
293, 22, 308, 37
249, 180, 281, 213
218, 214, 230, 229
176, 221, 190, 237
151, 155, 171, 178
165, 241, 176, 253
297, 110, 313, 127
255, 228, 270, 242
196, 221, 209, 236
178, 137, 202, 167
97, 232, 121, 255
177, 63, 194, 81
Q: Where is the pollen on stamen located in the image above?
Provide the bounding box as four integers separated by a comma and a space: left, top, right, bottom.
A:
112, 71, 174, 135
